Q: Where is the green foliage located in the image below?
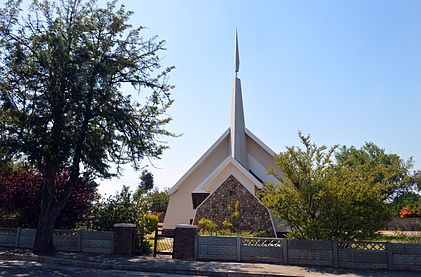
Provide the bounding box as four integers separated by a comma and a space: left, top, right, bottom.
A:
223, 199, 240, 232
143, 214, 158, 234
389, 192, 421, 217
198, 218, 217, 235
198, 228, 265, 238
412, 171, 421, 191
0, 0, 175, 178
0, 0, 174, 253
144, 189, 170, 214
142, 239, 153, 255
252, 230, 268, 237
86, 185, 160, 235
91, 186, 137, 231
138, 170, 155, 192
335, 143, 415, 200
133, 172, 170, 215
227, 200, 240, 218
260, 132, 404, 241
222, 220, 235, 230
213, 229, 254, 237
0, 159, 25, 177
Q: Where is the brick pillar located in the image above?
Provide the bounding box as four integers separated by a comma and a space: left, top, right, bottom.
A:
173, 224, 197, 260
113, 223, 136, 256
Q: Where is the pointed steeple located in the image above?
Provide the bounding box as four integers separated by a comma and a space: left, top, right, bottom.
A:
234, 30, 240, 74
230, 31, 248, 169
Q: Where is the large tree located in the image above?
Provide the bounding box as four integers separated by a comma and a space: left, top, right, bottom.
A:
0, 0, 174, 254
260, 133, 413, 241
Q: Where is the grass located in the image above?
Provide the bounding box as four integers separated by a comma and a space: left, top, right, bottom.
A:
373, 230, 421, 243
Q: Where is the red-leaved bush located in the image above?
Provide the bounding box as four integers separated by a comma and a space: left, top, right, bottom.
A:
0, 169, 98, 228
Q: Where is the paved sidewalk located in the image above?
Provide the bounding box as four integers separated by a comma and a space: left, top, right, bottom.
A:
0, 259, 191, 277
0, 247, 419, 277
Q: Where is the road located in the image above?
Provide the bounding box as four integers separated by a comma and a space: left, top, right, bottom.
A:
0, 260, 195, 277
2, 258, 421, 277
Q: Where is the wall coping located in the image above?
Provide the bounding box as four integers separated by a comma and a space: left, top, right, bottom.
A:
114, 223, 136, 228
175, 224, 198, 229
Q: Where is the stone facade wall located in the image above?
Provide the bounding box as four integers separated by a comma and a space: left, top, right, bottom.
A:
193, 175, 274, 236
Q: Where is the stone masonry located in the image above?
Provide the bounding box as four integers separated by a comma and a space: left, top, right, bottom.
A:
193, 175, 274, 236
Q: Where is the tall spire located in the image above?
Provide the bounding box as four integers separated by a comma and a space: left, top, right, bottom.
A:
234, 30, 240, 75
230, 31, 248, 169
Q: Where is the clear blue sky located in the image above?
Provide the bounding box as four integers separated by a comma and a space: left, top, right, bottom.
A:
99, 0, 421, 196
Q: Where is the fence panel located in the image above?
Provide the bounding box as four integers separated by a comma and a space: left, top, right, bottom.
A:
80, 230, 113, 254
197, 236, 237, 261
53, 230, 79, 252
0, 228, 17, 247
338, 241, 388, 270
391, 243, 421, 271
241, 238, 283, 263
287, 239, 333, 266
19, 229, 36, 248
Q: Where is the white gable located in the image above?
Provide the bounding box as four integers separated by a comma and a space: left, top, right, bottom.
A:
192, 157, 263, 194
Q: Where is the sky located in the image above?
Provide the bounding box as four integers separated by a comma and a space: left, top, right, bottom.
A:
98, 0, 421, 196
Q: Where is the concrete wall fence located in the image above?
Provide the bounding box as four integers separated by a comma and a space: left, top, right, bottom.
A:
195, 236, 421, 271
0, 226, 130, 255
173, 225, 421, 272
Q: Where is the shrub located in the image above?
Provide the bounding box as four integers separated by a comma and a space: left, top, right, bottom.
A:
253, 230, 268, 237
143, 214, 159, 234
198, 218, 217, 235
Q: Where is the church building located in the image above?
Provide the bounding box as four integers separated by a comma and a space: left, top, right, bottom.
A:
163, 33, 285, 237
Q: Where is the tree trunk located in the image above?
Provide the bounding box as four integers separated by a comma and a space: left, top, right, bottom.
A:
33, 166, 58, 255
33, 208, 57, 255
33, 164, 79, 255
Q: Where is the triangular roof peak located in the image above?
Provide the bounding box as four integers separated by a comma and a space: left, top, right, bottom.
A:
230, 31, 248, 169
